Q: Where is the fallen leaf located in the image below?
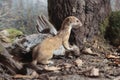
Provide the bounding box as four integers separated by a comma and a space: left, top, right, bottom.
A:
64, 63, 72, 68
44, 66, 61, 71
106, 54, 119, 59
83, 48, 93, 54
82, 48, 98, 55
13, 74, 32, 79
74, 59, 83, 67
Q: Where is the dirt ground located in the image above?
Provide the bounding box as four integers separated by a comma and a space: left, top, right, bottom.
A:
0, 37, 120, 80
34, 37, 120, 80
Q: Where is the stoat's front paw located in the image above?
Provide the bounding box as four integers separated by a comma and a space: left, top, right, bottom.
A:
47, 60, 54, 65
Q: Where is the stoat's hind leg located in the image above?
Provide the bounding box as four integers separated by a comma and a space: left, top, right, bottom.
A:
40, 59, 54, 65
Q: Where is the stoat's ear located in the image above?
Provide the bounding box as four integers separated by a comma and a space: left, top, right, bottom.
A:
67, 18, 72, 23
63, 18, 70, 25
65, 18, 70, 22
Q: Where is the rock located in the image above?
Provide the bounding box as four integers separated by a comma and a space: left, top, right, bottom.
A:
0, 28, 23, 43
31, 71, 39, 78
83, 67, 99, 77
0, 36, 11, 43
0, 30, 9, 37
72, 45, 80, 56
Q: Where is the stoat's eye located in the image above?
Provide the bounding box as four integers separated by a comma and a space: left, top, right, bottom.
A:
69, 21, 72, 23
76, 20, 79, 22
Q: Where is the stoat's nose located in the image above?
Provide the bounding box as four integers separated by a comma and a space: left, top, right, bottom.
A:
79, 22, 82, 26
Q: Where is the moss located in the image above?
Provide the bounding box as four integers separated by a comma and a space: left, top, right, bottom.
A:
105, 11, 120, 46
3, 28, 23, 42
6, 28, 23, 36
100, 17, 109, 35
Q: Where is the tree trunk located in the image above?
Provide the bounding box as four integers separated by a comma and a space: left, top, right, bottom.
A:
48, 0, 111, 49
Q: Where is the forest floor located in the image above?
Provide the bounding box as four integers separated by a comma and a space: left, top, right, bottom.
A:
35, 36, 120, 80
0, 36, 120, 80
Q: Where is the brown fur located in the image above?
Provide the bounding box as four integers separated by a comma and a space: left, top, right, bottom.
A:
32, 16, 82, 65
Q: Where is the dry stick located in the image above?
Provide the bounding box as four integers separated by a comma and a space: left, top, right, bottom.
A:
44, 15, 57, 35
36, 20, 42, 32
39, 15, 47, 27
40, 15, 57, 35
37, 15, 49, 33
38, 15, 46, 29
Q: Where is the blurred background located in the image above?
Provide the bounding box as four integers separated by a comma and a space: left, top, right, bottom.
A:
0, 0, 119, 34
0, 0, 47, 34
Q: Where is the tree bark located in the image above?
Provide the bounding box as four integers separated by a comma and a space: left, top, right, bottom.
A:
48, 0, 111, 49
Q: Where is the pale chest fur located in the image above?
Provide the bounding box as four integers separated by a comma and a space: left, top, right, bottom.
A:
58, 27, 71, 43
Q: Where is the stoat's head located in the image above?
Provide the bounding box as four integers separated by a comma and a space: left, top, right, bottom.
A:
62, 16, 82, 29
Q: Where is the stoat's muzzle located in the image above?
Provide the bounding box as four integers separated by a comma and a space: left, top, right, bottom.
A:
72, 21, 82, 29
79, 21, 83, 27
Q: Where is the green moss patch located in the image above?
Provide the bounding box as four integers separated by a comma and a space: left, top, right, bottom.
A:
100, 18, 109, 35
6, 28, 23, 39
0, 28, 23, 43
105, 11, 120, 46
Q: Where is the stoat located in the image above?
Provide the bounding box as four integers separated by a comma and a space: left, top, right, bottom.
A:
32, 16, 82, 65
